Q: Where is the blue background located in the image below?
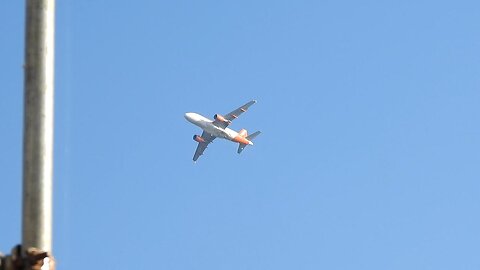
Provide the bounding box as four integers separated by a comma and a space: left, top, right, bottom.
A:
2, 1, 480, 269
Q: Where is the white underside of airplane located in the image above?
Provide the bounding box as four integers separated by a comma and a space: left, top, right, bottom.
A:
184, 113, 253, 144
184, 100, 261, 161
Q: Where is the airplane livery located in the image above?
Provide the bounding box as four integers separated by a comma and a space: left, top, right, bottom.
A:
184, 100, 261, 161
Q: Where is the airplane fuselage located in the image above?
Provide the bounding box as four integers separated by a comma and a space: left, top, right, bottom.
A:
184, 100, 260, 161
184, 112, 252, 145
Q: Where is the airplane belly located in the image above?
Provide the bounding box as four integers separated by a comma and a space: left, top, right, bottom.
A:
224, 128, 238, 140
204, 123, 228, 139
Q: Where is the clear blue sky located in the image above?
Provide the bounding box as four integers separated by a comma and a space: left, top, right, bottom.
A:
2, 1, 480, 269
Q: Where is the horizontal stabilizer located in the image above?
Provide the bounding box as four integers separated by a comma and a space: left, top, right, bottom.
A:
237, 143, 247, 154
238, 131, 261, 154
246, 131, 261, 140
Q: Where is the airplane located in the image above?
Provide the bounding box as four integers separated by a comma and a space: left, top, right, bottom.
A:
184, 100, 261, 162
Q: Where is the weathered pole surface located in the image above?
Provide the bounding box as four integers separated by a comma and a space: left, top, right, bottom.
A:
22, 0, 55, 254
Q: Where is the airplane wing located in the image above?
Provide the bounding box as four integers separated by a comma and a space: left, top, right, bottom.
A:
212, 100, 257, 129
193, 131, 216, 161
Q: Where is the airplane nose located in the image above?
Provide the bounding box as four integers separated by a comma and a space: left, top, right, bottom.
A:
184, 112, 195, 122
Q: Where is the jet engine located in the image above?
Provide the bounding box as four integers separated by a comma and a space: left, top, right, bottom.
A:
193, 135, 206, 143
214, 114, 230, 123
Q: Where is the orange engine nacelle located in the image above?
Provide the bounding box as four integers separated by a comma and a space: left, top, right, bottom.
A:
214, 114, 230, 123
193, 135, 206, 143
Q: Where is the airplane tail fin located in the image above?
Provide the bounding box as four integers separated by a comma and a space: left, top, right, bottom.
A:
237, 131, 261, 154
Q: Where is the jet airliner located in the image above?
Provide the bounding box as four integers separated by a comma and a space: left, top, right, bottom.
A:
184, 100, 261, 161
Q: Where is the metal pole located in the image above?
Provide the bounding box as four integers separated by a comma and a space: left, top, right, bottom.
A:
22, 0, 55, 254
